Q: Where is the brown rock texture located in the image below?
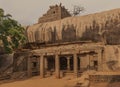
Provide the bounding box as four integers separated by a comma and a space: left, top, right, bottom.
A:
26, 8, 120, 44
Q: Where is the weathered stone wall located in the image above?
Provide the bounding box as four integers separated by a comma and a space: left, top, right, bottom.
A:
13, 51, 29, 72
80, 55, 90, 70
0, 54, 13, 77
102, 45, 120, 71
27, 8, 120, 44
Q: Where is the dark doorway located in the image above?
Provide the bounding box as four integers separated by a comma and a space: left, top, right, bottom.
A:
32, 62, 37, 68
94, 61, 98, 66
70, 57, 73, 70
94, 61, 98, 70
78, 57, 80, 70
60, 57, 67, 70
31, 56, 40, 76
47, 57, 55, 71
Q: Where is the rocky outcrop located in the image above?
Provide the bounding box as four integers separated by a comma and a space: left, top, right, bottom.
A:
102, 45, 120, 71
27, 8, 120, 44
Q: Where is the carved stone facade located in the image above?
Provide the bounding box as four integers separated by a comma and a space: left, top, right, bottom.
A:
38, 3, 71, 23
13, 42, 105, 78
13, 43, 120, 80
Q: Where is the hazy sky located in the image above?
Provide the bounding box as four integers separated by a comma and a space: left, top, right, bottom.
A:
0, 0, 120, 26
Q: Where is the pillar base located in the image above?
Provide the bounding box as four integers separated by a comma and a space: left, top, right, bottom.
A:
55, 76, 60, 79
40, 73, 45, 78
74, 73, 78, 78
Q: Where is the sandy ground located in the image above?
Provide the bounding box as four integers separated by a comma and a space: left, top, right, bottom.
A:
0, 76, 74, 87
1, 75, 120, 87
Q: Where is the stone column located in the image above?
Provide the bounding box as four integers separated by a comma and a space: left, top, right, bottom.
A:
40, 55, 45, 78
55, 54, 60, 78
89, 55, 94, 67
78, 56, 81, 70
45, 57, 48, 71
81, 54, 90, 70
67, 56, 71, 71
73, 53, 78, 77
87, 54, 90, 70
27, 56, 32, 77
97, 50, 102, 71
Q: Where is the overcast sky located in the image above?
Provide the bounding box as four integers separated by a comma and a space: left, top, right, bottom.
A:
0, 0, 120, 26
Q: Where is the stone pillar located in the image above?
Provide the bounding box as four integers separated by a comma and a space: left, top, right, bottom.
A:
97, 50, 102, 71
78, 56, 81, 70
73, 53, 78, 77
87, 54, 90, 70
89, 55, 94, 67
27, 56, 32, 77
40, 55, 45, 78
55, 54, 60, 78
45, 57, 48, 71
67, 56, 71, 71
